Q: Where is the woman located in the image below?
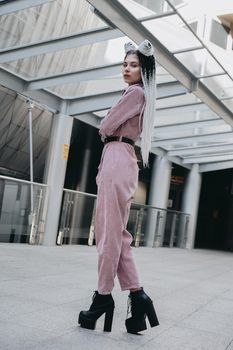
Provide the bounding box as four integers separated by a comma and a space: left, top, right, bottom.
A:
78, 40, 159, 334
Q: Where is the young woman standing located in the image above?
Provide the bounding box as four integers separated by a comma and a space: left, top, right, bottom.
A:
79, 40, 159, 334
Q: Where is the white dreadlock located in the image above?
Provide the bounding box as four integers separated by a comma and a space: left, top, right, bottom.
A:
124, 40, 156, 167
140, 65, 156, 167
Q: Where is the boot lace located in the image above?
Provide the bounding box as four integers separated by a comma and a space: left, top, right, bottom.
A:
126, 295, 132, 318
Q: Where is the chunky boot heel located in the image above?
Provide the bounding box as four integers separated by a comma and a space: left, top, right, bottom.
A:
78, 291, 115, 332
125, 288, 159, 334
146, 302, 159, 328
104, 307, 114, 332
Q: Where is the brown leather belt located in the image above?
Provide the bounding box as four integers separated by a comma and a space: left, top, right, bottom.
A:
104, 136, 135, 147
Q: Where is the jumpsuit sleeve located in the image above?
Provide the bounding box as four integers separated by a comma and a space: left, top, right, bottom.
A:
99, 85, 145, 137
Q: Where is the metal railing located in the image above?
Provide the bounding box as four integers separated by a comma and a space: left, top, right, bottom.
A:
0, 177, 190, 247
0, 175, 46, 244
58, 188, 191, 248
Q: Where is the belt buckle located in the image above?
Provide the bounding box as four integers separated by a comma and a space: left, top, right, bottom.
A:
119, 136, 123, 142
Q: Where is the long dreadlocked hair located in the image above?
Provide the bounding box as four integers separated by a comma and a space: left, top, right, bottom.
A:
125, 50, 156, 167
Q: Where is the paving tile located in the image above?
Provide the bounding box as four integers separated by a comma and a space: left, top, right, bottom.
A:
0, 321, 58, 350
32, 328, 140, 350
0, 294, 52, 322
178, 309, 233, 336
202, 297, 233, 316
1, 244, 233, 350
140, 325, 232, 350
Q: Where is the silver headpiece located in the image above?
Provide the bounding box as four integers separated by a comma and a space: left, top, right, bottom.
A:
138, 40, 154, 56
124, 40, 154, 56
124, 42, 137, 53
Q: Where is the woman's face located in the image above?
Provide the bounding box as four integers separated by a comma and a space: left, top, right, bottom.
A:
122, 54, 141, 85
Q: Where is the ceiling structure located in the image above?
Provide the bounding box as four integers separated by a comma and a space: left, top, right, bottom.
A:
0, 0, 233, 173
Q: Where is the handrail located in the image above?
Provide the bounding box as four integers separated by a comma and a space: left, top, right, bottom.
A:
0, 176, 190, 216
63, 187, 97, 198
63, 187, 190, 216
0, 175, 47, 187
130, 201, 190, 216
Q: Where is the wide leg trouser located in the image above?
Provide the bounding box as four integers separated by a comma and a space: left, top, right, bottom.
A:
95, 143, 140, 294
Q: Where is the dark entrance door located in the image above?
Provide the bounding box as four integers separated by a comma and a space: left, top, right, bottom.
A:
195, 169, 233, 251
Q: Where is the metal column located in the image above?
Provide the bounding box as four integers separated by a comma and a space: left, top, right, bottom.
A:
180, 164, 202, 249
42, 103, 73, 245
146, 156, 172, 247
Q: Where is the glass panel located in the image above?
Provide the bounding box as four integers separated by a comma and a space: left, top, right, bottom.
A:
201, 74, 233, 100
0, 0, 105, 49
218, 50, 233, 79
58, 190, 97, 245
0, 37, 128, 79
48, 77, 125, 99
157, 65, 177, 84
163, 211, 190, 248
129, 204, 190, 248
0, 177, 46, 244
175, 49, 224, 76
210, 19, 229, 49
155, 114, 219, 127
167, 0, 186, 7
223, 98, 233, 112
118, 0, 173, 19
157, 93, 201, 109
143, 14, 201, 52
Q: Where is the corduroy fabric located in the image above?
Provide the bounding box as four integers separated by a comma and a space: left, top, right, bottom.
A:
94, 83, 145, 294
95, 143, 140, 294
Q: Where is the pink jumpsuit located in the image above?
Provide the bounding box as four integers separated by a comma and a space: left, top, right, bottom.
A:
95, 83, 145, 295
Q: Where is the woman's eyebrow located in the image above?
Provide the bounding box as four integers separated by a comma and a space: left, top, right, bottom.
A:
123, 60, 139, 64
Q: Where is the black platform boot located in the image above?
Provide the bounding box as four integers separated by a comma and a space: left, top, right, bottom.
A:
125, 288, 159, 334
78, 291, 115, 332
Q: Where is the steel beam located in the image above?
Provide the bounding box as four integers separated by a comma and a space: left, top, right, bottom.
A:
87, 0, 233, 126
67, 81, 186, 115
168, 143, 233, 157
152, 131, 233, 147
0, 0, 54, 16
155, 118, 223, 133
68, 91, 121, 115
156, 102, 209, 116
200, 161, 233, 172
183, 154, 233, 164
0, 67, 61, 112
26, 63, 122, 90
151, 149, 191, 169
74, 113, 100, 129
0, 27, 123, 63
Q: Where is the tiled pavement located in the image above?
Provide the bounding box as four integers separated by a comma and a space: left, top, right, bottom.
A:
1, 243, 233, 350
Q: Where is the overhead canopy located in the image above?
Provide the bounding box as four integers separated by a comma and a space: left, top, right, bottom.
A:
0, 0, 233, 172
